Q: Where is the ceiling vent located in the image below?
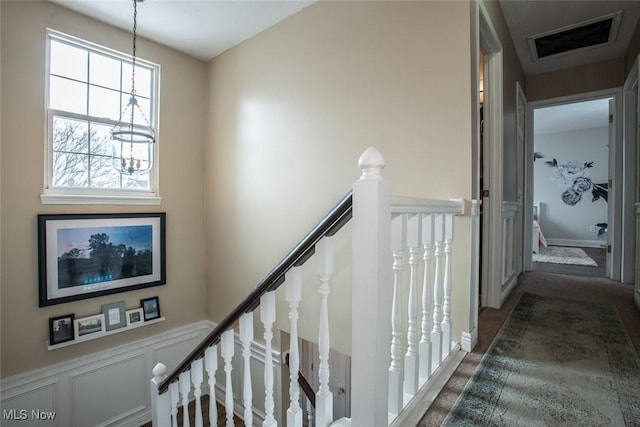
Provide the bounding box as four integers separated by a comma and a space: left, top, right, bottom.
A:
527, 11, 622, 61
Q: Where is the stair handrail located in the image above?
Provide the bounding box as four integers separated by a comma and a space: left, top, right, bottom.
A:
157, 191, 354, 393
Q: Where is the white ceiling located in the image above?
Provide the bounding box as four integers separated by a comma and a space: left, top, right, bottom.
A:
50, 0, 315, 61
52, 0, 640, 74
534, 98, 611, 135
50, 1, 636, 134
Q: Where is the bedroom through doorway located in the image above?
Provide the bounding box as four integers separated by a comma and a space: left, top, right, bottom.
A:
531, 98, 611, 278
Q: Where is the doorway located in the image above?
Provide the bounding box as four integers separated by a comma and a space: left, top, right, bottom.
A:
526, 91, 623, 280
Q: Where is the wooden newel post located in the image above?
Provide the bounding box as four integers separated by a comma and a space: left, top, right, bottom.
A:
351, 147, 392, 427
151, 363, 170, 427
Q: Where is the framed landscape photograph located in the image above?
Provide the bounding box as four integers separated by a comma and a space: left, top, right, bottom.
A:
38, 213, 166, 307
49, 313, 75, 345
74, 314, 105, 338
126, 308, 143, 326
101, 300, 126, 331
141, 296, 161, 321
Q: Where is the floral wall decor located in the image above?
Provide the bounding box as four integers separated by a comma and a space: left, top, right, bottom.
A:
536, 153, 608, 206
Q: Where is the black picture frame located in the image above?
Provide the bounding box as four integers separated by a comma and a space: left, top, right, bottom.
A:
141, 296, 161, 321
49, 314, 75, 345
38, 213, 166, 307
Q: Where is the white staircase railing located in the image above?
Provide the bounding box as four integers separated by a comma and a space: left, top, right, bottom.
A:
150, 147, 466, 427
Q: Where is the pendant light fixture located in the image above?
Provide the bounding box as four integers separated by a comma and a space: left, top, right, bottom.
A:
111, 0, 155, 175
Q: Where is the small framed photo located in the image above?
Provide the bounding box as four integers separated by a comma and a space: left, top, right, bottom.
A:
126, 308, 144, 326
49, 314, 75, 345
141, 296, 161, 321
101, 301, 126, 331
74, 314, 105, 338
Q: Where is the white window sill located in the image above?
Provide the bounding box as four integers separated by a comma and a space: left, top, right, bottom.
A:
40, 192, 162, 205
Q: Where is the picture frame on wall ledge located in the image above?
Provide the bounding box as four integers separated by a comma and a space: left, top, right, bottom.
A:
141, 296, 161, 321
37, 213, 166, 307
49, 313, 75, 345
126, 308, 144, 326
101, 301, 127, 331
74, 314, 105, 339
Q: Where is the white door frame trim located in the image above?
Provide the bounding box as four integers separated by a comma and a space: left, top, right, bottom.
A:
524, 87, 624, 280
622, 56, 638, 284
477, 1, 504, 309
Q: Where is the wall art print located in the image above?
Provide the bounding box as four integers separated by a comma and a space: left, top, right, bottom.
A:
535, 152, 608, 206
38, 213, 166, 307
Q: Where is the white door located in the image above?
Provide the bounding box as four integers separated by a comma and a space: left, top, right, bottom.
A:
301, 339, 351, 422
516, 82, 527, 273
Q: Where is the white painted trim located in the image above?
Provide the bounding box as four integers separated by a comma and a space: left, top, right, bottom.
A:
622, 56, 638, 283
545, 238, 606, 248
465, 200, 481, 353
388, 346, 465, 427
479, 0, 505, 309
2, 320, 282, 427
516, 81, 528, 276
500, 274, 519, 307
1, 321, 212, 427
527, 87, 624, 281
40, 192, 162, 205
390, 197, 464, 215
461, 329, 477, 353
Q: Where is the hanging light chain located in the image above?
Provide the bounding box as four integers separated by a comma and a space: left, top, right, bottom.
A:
131, 0, 138, 97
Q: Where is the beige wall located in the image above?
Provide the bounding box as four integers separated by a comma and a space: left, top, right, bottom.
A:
526, 57, 625, 102
625, 13, 640, 77
206, 1, 473, 355
483, 1, 526, 202
0, 1, 207, 378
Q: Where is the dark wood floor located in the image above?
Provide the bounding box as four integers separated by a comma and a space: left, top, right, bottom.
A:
532, 246, 607, 277
140, 395, 243, 427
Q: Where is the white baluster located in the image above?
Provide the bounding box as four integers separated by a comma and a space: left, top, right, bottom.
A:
404, 214, 421, 396
306, 398, 314, 427
205, 345, 219, 427
151, 363, 170, 427
170, 380, 180, 427
261, 291, 277, 427
419, 214, 434, 381
431, 214, 444, 371
180, 370, 192, 427
389, 214, 406, 415
240, 312, 254, 427
192, 358, 204, 427
286, 267, 303, 427
221, 330, 235, 427
351, 147, 392, 427
441, 214, 454, 359
316, 236, 334, 427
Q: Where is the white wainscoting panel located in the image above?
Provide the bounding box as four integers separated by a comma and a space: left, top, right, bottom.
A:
70, 352, 147, 427
2, 319, 284, 427
1, 379, 58, 426
1, 321, 212, 427
500, 202, 521, 304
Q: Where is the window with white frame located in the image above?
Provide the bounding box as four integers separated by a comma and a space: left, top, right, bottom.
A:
44, 30, 159, 201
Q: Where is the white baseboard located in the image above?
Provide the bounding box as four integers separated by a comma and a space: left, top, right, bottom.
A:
389, 345, 465, 427
461, 328, 477, 352
545, 238, 606, 248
